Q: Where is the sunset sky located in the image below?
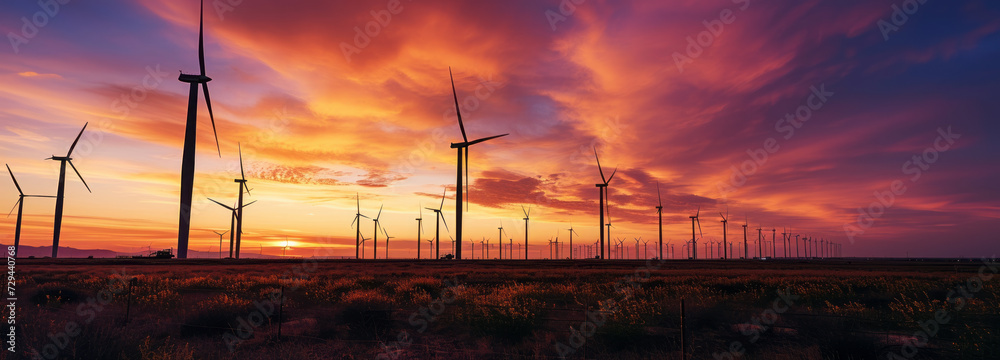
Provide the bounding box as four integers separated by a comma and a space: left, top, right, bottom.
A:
1, 0, 998, 258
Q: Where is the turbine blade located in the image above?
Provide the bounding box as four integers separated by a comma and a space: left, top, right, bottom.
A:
521, 205, 527, 217
351, 214, 358, 229
438, 188, 447, 210
6, 164, 22, 195
239, 143, 246, 180
67, 122, 89, 157
607, 167, 618, 183
198, 0, 206, 76
441, 215, 450, 234
376, 204, 383, 220
594, 147, 606, 182
656, 181, 661, 207
449, 67, 468, 142
465, 134, 508, 146
243, 200, 258, 207
7, 198, 21, 218
203, 83, 221, 157
67, 161, 91, 193
208, 198, 235, 211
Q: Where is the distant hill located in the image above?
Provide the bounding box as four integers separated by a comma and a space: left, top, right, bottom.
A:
4, 245, 286, 259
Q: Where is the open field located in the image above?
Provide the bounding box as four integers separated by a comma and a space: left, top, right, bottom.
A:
9, 259, 1000, 359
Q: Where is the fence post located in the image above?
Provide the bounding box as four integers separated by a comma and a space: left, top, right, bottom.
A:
124, 277, 136, 325
680, 298, 686, 360
277, 285, 284, 341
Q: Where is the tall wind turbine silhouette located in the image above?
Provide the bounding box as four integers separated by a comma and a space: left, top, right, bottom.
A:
522, 206, 531, 260
372, 205, 384, 259
351, 193, 369, 259
567, 224, 579, 260
233, 144, 252, 259
176, 0, 222, 259
742, 215, 748, 259
47, 123, 91, 258
447, 68, 508, 260
688, 207, 702, 259
594, 148, 617, 260
415, 206, 424, 259
425, 188, 449, 259
720, 208, 729, 260
656, 182, 663, 260
498, 221, 508, 260
6, 165, 55, 257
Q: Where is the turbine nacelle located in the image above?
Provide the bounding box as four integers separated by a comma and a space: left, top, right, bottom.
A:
178, 73, 212, 83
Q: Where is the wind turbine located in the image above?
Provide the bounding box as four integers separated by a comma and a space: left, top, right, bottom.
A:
176, 0, 222, 259
208, 198, 257, 258
46, 123, 92, 258
447, 68, 508, 260
771, 228, 777, 259
719, 209, 729, 260
415, 206, 424, 259
594, 147, 617, 260
567, 224, 579, 260
656, 182, 663, 260
470, 239, 476, 259
498, 221, 508, 260
689, 207, 702, 260
522, 206, 531, 260
212, 230, 228, 259
351, 193, 370, 259
425, 188, 449, 259
383, 227, 393, 259
6, 165, 56, 257
795, 234, 800, 258
756, 226, 763, 259
742, 215, 748, 259
372, 205, 385, 259
232, 144, 252, 259
781, 228, 788, 258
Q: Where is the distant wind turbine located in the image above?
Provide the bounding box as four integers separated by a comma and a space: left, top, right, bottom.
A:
498, 221, 508, 260
46, 123, 92, 258
522, 206, 531, 260
6, 165, 56, 257
176, 0, 222, 259
415, 206, 424, 259
567, 224, 579, 260
351, 193, 369, 259
656, 182, 663, 260
719, 208, 729, 260
689, 207, 702, 260
372, 204, 384, 259
208, 198, 257, 258
425, 188, 449, 259
594, 148, 617, 260
213, 230, 228, 259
